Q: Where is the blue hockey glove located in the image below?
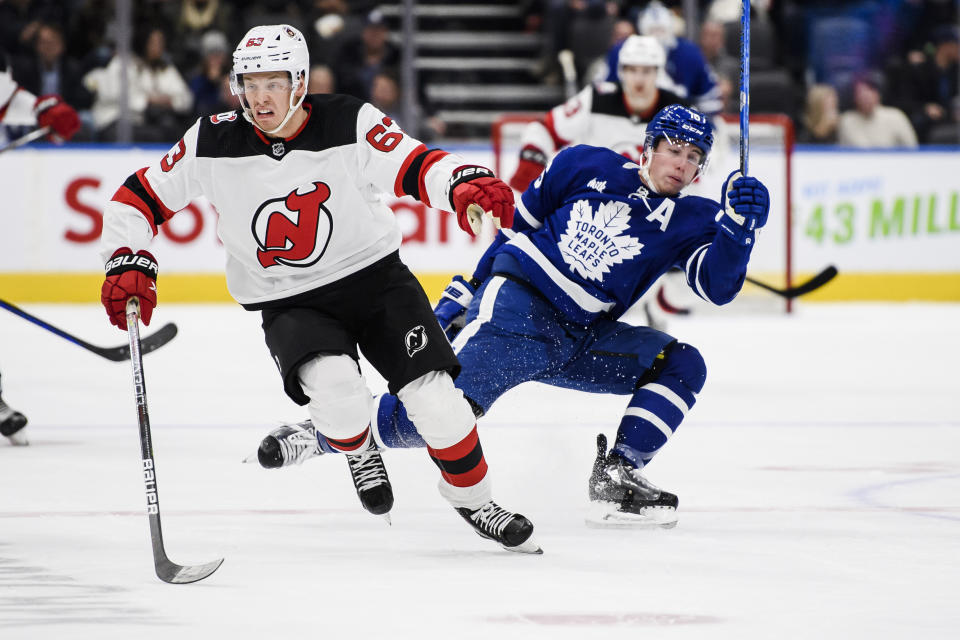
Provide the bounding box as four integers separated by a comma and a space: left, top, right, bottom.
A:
433, 275, 478, 341
718, 171, 770, 246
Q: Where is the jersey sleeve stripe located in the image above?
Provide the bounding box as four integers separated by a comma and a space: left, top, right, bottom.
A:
515, 196, 542, 230
394, 142, 427, 198
416, 149, 450, 208
542, 111, 571, 149
111, 168, 177, 233
111, 185, 159, 235
684, 243, 711, 301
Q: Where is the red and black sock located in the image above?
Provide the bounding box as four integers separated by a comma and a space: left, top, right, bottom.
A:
427, 426, 488, 487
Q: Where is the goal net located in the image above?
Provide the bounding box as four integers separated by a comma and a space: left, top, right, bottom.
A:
491, 113, 796, 314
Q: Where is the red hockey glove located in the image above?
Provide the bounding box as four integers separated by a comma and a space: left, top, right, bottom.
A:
448, 166, 515, 237
101, 248, 158, 330
508, 145, 547, 192
33, 94, 81, 142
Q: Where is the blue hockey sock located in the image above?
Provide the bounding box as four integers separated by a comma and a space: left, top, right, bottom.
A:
372, 393, 426, 449
614, 343, 706, 468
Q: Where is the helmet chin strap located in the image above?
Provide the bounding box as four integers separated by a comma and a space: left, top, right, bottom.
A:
640, 149, 662, 193
241, 89, 306, 136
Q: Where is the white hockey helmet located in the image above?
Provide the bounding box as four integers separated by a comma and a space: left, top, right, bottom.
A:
617, 35, 666, 77
230, 24, 310, 135
638, 1, 678, 49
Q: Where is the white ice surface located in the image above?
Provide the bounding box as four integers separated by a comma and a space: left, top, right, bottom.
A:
1, 302, 958, 639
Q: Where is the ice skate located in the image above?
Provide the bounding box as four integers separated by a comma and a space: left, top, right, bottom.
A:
586, 434, 678, 528
0, 397, 28, 446
345, 440, 394, 521
456, 501, 542, 554
248, 420, 323, 468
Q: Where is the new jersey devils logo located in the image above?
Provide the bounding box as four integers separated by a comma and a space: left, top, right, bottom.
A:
405, 325, 428, 357
251, 182, 333, 269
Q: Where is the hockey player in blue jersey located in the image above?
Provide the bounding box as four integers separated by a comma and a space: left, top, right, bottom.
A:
252, 104, 769, 528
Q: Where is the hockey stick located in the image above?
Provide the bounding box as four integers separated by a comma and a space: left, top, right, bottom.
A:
0, 297, 177, 361
739, 0, 750, 175
0, 126, 51, 154
745, 265, 838, 299
125, 297, 223, 584
558, 49, 578, 99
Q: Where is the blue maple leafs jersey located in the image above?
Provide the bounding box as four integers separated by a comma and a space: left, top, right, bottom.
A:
483, 145, 755, 324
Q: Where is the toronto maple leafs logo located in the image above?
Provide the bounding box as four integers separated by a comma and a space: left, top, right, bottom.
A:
559, 200, 644, 282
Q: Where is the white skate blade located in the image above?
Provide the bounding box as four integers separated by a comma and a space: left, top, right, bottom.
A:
380, 512, 392, 526
241, 450, 258, 464
4, 428, 29, 446
585, 501, 678, 529
503, 535, 543, 555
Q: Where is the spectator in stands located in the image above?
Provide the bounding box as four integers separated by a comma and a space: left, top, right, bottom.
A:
173, 0, 237, 72
12, 22, 93, 118
798, 84, 839, 144
333, 9, 399, 101
309, 64, 336, 94
899, 26, 959, 143
698, 20, 738, 82
83, 27, 193, 142
605, 1, 722, 116
838, 73, 917, 148
306, 0, 361, 67
368, 70, 446, 142
187, 30, 233, 118
138, 27, 194, 138
65, 0, 113, 72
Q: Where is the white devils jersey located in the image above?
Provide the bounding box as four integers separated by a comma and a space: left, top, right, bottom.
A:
519, 82, 687, 163
0, 59, 36, 126
100, 94, 467, 306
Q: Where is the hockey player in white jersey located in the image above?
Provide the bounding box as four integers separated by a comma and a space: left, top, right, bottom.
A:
255, 104, 770, 529
508, 35, 686, 193
98, 25, 539, 553
1, 56, 80, 445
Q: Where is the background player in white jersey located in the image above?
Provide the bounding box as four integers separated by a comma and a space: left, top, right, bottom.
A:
98, 25, 539, 554
508, 35, 686, 193
1, 56, 80, 446
254, 105, 770, 529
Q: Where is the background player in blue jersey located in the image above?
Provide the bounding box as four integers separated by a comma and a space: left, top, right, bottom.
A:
254, 104, 769, 528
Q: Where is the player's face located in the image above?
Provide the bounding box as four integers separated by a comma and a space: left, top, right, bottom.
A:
241, 71, 295, 131
647, 138, 704, 194
619, 65, 658, 99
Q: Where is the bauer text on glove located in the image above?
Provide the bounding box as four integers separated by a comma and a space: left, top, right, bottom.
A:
448, 166, 515, 236
101, 248, 158, 330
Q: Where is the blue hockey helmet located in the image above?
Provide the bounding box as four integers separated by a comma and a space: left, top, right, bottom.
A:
643, 104, 714, 162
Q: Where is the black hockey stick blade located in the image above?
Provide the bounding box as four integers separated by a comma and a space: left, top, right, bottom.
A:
156, 554, 224, 584
0, 297, 177, 361
746, 265, 838, 299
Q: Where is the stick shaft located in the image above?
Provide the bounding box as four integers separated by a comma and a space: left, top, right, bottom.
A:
739, 0, 751, 175
0, 126, 51, 154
